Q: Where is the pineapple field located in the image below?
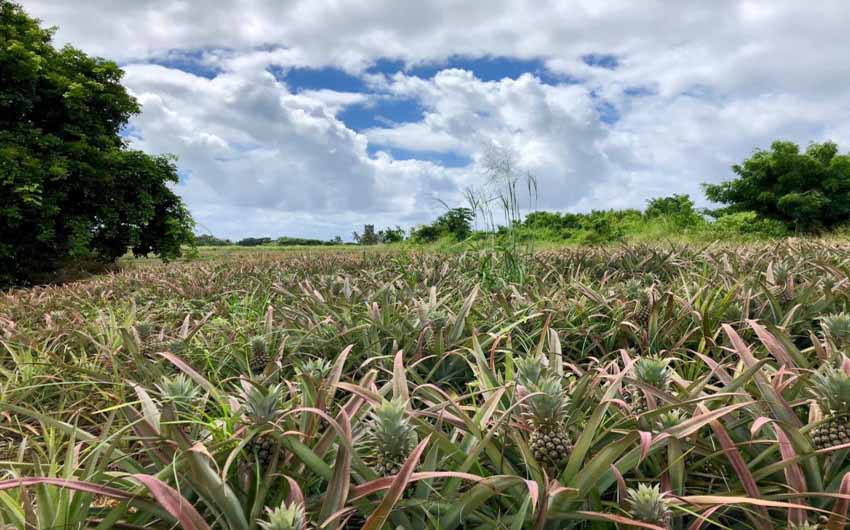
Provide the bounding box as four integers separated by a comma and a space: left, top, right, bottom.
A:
3, 242, 850, 529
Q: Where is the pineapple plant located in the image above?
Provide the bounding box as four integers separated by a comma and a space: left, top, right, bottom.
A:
364, 399, 418, 476
820, 313, 850, 351
248, 335, 271, 375
627, 483, 672, 528
809, 363, 850, 450
156, 373, 201, 416
240, 382, 286, 468
624, 279, 651, 326
516, 355, 571, 472
625, 355, 673, 416
258, 501, 306, 530
422, 308, 450, 353
788, 522, 819, 530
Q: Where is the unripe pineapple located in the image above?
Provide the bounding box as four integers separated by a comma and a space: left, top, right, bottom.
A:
258, 501, 306, 530
771, 261, 794, 302
626, 355, 672, 416
516, 357, 571, 472
627, 483, 671, 529
248, 336, 271, 375
240, 383, 286, 468
422, 309, 450, 352
623, 279, 650, 325
525, 381, 572, 472
365, 399, 418, 476
653, 408, 684, 432
809, 363, 850, 450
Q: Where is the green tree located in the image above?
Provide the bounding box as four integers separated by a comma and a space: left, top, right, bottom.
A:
645, 194, 702, 227
704, 140, 850, 232
0, 1, 193, 286
411, 208, 474, 243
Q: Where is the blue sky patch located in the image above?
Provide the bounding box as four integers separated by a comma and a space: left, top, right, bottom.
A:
138, 50, 221, 79
277, 66, 368, 93
339, 97, 425, 131
368, 144, 470, 168
582, 53, 619, 70
369, 55, 569, 85
624, 85, 657, 97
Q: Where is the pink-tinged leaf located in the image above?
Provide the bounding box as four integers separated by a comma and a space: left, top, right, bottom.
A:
283, 475, 305, 507
361, 435, 431, 530
699, 404, 771, 530
577, 511, 666, 530
319, 410, 352, 526
0, 478, 131, 499
280, 407, 350, 451
683, 495, 821, 511
639, 431, 652, 463
610, 464, 628, 510
335, 382, 382, 406
774, 425, 807, 525
688, 505, 723, 530
843, 356, 850, 377
748, 320, 796, 367
750, 416, 773, 437
156, 351, 217, 397
321, 507, 356, 529
392, 349, 410, 403
350, 471, 484, 502
694, 353, 732, 385
827, 472, 850, 530
133, 474, 211, 530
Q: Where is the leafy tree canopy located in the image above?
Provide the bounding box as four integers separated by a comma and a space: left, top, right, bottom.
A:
704, 140, 850, 232
411, 208, 474, 243
0, 1, 193, 286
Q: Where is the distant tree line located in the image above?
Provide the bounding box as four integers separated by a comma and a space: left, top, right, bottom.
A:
194, 234, 347, 247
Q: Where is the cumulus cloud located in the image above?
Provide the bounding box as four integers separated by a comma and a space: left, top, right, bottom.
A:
22, 0, 850, 238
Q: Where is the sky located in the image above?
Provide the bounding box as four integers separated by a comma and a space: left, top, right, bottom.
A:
23, 0, 850, 241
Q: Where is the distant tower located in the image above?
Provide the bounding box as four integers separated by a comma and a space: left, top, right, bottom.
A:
363, 225, 378, 245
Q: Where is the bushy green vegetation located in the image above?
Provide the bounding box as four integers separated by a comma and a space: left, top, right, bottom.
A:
0, 2, 193, 287
3, 242, 850, 528
705, 140, 850, 232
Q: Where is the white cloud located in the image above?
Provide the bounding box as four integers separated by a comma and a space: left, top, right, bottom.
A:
21, 0, 850, 237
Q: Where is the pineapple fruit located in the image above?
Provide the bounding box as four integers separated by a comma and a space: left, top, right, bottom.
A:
365, 399, 418, 476
258, 501, 306, 530
422, 309, 450, 353
625, 355, 672, 416
248, 336, 271, 375
809, 363, 850, 450
515, 356, 572, 472
624, 279, 651, 326
627, 483, 672, 528
240, 383, 286, 468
